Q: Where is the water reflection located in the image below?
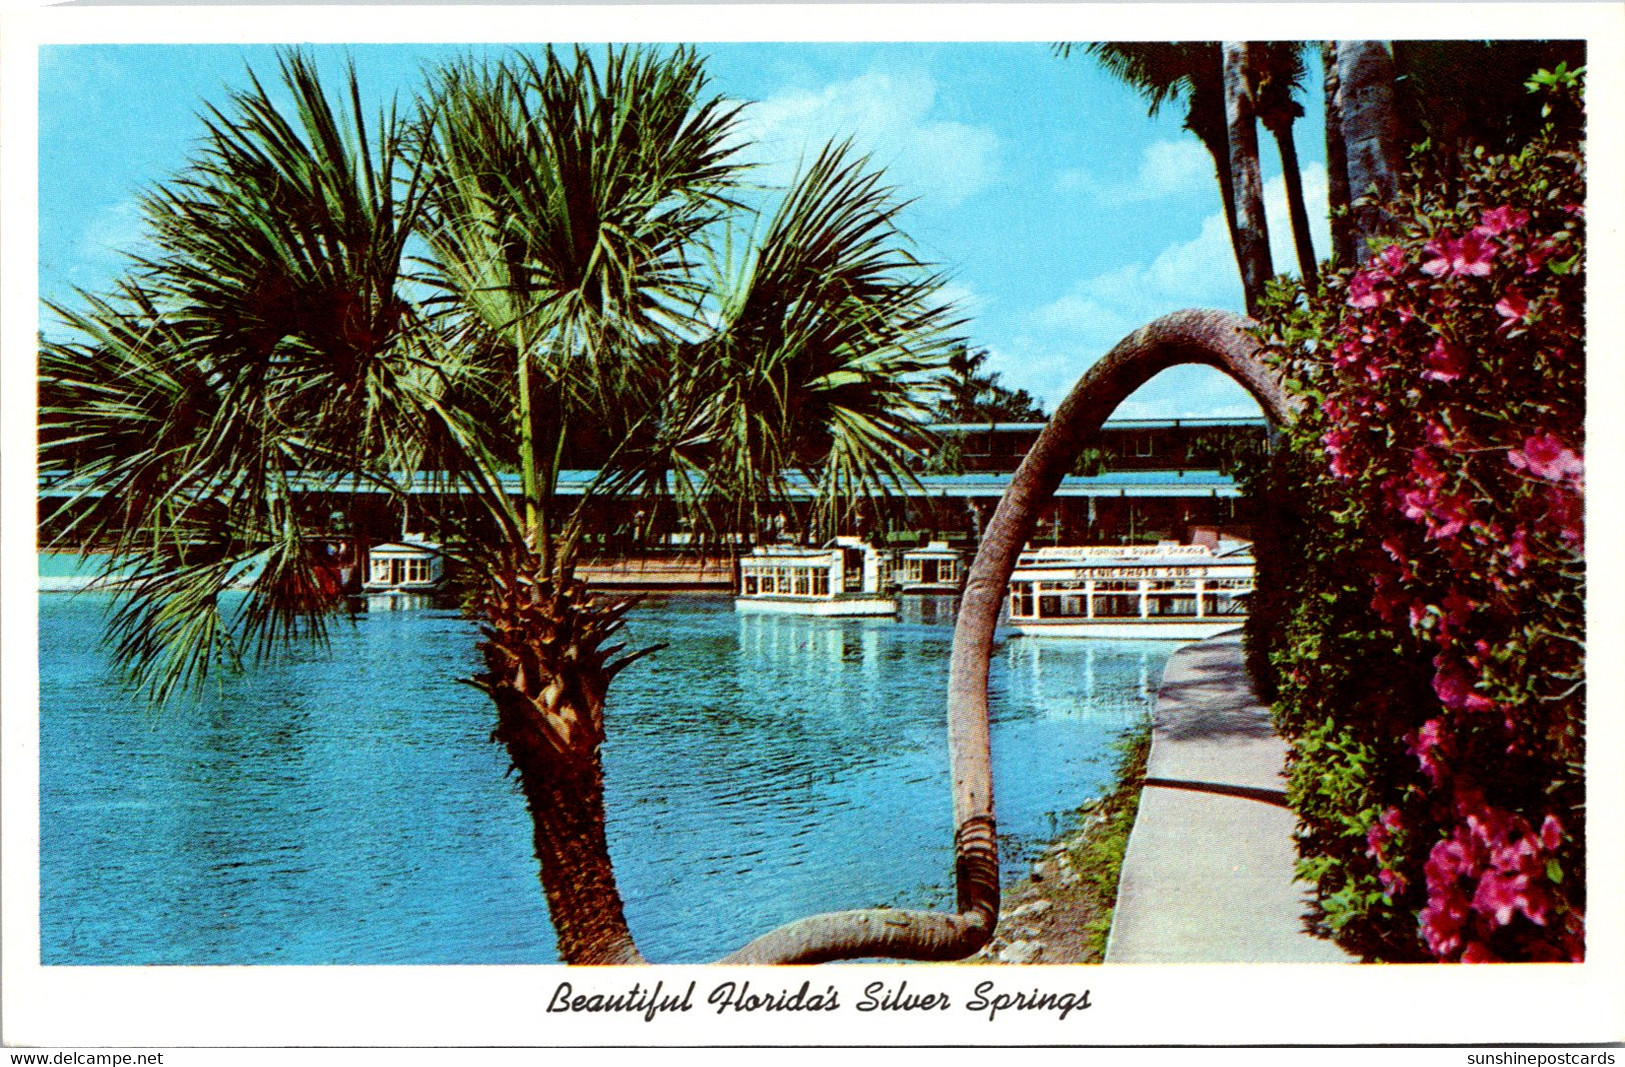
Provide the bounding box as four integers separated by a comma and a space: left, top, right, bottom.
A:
40, 591, 1172, 964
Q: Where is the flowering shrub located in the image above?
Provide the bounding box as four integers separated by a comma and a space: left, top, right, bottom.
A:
1247, 72, 1584, 961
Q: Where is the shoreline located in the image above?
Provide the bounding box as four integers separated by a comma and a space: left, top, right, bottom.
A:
971, 715, 1153, 965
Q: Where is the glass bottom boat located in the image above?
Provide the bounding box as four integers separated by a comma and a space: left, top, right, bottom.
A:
735, 537, 896, 616
1006, 540, 1252, 639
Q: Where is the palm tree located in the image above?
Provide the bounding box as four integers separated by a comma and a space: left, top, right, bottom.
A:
41, 46, 979, 965
41, 52, 440, 705
1335, 41, 1402, 261
1221, 42, 1274, 315
1252, 42, 1318, 288
930, 345, 1046, 424
1320, 42, 1357, 267
676, 141, 960, 543
1067, 43, 1264, 305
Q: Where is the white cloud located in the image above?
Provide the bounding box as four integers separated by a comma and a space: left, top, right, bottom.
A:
995, 158, 1330, 416
1056, 138, 1213, 206
734, 70, 998, 210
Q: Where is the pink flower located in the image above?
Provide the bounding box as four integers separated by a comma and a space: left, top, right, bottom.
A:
1508, 431, 1582, 484
1425, 418, 1456, 449
1409, 448, 1446, 489
1409, 718, 1452, 783
1426, 494, 1473, 540
1505, 527, 1531, 574
1452, 232, 1497, 277
1347, 270, 1389, 309
1433, 655, 1497, 713
1421, 337, 1468, 382
1472, 869, 1534, 926
1376, 243, 1407, 274
1420, 236, 1454, 278
1460, 941, 1503, 964
1322, 429, 1355, 479
1495, 288, 1531, 329
1476, 205, 1530, 237
1540, 816, 1564, 851
1422, 232, 1498, 278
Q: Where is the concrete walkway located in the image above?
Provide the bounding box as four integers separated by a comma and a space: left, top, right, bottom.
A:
1104, 630, 1355, 963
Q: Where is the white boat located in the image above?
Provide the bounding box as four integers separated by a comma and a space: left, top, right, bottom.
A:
1006, 540, 1252, 639
362, 536, 445, 594
735, 537, 896, 616
896, 540, 966, 593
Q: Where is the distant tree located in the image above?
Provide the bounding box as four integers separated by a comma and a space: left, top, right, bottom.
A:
930, 345, 1046, 423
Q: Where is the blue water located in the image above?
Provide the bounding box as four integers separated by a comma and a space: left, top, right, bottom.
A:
38, 591, 1171, 965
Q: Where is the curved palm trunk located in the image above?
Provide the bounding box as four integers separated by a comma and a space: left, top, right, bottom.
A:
1266, 117, 1319, 289
1321, 41, 1356, 267
716, 310, 1293, 965
1222, 43, 1274, 316
1337, 41, 1402, 262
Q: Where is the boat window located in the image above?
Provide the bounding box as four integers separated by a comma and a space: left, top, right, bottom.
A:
1094, 583, 1141, 617
793, 568, 810, 596
841, 547, 864, 592
1010, 581, 1035, 618
743, 575, 758, 595
813, 570, 830, 596
1148, 593, 1198, 616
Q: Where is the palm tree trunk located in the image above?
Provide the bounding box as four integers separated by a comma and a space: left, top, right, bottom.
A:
1184, 79, 1244, 288
475, 557, 647, 964
1267, 117, 1320, 288
516, 322, 543, 554
1221, 42, 1274, 316
1336, 40, 1402, 263
1322, 41, 1356, 267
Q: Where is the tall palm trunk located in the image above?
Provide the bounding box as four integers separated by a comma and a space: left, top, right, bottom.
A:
1222, 43, 1274, 316
1337, 41, 1402, 263
1321, 41, 1356, 267
473, 553, 655, 964
1263, 115, 1318, 289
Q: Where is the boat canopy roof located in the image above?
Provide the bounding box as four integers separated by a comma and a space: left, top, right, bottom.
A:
369, 540, 442, 557
1015, 541, 1253, 570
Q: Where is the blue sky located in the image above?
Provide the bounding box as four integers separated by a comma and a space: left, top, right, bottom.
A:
38, 42, 1331, 417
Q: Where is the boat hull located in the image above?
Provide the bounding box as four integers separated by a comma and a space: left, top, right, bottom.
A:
1009, 619, 1244, 640
734, 596, 896, 617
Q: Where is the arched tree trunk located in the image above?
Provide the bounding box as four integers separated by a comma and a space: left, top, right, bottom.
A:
716, 310, 1293, 965
1322, 41, 1356, 267
1337, 41, 1403, 262
494, 314, 1291, 966
1222, 43, 1274, 316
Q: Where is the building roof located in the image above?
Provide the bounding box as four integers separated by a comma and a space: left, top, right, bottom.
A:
42, 467, 1243, 500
